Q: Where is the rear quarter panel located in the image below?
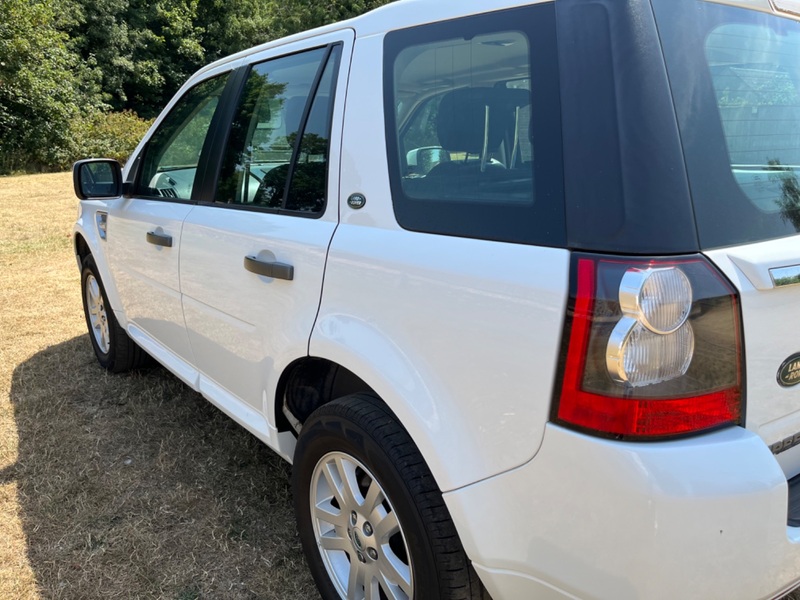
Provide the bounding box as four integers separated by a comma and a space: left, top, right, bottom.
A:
311, 32, 570, 492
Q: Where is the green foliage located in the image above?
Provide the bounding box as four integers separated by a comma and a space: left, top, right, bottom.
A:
197, 0, 275, 62
71, 110, 154, 165
0, 0, 96, 173
768, 160, 800, 232
61, 0, 207, 117
269, 0, 392, 38
1, 0, 394, 172
715, 66, 799, 108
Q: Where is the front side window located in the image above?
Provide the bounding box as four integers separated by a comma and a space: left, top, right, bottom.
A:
384, 4, 564, 246
216, 45, 340, 214
136, 73, 230, 200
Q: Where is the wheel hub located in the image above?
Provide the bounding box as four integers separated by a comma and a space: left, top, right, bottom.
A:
350, 527, 364, 551
347, 511, 376, 561
310, 451, 413, 598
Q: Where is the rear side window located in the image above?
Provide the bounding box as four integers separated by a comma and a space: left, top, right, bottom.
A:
216, 45, 340, 214
653, 0, 800, 247
384, 4, 565, 246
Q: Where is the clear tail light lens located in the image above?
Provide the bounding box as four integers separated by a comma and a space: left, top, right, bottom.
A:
619, 267, 692, 334
553, 254, 743, 440
607, 317, 695, 386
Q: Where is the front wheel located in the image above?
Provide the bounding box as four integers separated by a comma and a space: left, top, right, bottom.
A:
292, 393, 487, 600
81, 254, 147, 373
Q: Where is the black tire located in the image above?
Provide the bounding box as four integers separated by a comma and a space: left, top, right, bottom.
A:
80, 253, 148, 373
292, 393, 488, 600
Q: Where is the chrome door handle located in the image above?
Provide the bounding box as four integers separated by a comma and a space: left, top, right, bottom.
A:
146, 231, 173, 247
243, 256, 294, 280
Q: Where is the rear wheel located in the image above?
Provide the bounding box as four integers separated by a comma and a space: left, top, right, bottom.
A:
81, 254, 147, 372
292, 393, 487, 600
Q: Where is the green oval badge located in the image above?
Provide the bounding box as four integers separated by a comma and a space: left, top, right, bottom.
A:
778, 353, 800, 387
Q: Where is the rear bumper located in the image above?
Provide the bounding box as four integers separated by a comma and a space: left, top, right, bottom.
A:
444, 424, 800, 600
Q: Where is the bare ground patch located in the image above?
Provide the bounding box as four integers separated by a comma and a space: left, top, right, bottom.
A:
0, 172, 316, 599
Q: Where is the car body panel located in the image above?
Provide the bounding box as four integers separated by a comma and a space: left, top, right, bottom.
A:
179, 28, 352, 427
313, 228, 569, 492
106, 199, 195, 363
705, 237, 800, 477
74, 200, 125, 320
446, 424, 797, 600
180, 207, 337, 417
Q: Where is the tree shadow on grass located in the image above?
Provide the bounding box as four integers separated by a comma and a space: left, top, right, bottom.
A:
8, 335, 317, 599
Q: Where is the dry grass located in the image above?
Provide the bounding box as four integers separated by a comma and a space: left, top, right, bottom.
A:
0, 173, 316, 599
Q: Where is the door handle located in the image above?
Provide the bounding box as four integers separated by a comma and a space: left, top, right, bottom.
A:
244, 256, 294, 281
146, 231, 173, 247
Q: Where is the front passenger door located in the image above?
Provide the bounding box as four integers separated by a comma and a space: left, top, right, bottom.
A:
108, 70, 232, 369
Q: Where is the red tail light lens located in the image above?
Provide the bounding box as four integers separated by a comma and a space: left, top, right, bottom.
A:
553, 254, 743, 439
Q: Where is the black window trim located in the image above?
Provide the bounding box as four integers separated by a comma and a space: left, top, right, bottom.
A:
196, 42, 344, 219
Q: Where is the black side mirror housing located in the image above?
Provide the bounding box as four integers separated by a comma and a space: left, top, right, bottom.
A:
73, 159, 123, 200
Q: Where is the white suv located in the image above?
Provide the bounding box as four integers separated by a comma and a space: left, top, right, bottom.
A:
72, 0, 800, 598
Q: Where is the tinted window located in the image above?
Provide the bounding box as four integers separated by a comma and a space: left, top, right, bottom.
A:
136, 73, 229, 200
216, 45, 339, 214
653, 0, 800, 247
384, 4, 564, 246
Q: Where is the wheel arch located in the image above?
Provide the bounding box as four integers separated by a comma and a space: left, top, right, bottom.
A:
299, 328, 500, 493
73, 218, 126, 323
275, 356, 376, 435
75, 232, 91, 266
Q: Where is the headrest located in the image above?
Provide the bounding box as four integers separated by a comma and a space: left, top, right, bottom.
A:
284, 96, 308, 141
304, 96, 330, 138
284, 95, 331, 143
436, 87, 530, 154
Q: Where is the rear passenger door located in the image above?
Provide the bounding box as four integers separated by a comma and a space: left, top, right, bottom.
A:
179, 32, 352, 434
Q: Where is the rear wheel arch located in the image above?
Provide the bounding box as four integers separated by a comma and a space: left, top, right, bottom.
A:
276, 357, 375, 435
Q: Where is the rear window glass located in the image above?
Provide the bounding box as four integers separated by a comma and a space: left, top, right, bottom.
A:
708, 23, 800, 222
383, 4, 565, 246
653, 0, 800, 247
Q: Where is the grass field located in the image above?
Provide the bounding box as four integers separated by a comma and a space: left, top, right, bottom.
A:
0, 172, 316, 599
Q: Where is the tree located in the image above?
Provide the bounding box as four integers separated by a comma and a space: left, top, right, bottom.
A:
61, 0, 207, 117
0, 0, 97, 172
268, 0, 392, 38
197, 0, 275, 62
0, 0, 395, 172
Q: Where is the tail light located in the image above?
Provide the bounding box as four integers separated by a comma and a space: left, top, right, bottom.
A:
552, 253, 744, 440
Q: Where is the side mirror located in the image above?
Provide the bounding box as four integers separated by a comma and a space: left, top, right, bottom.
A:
73, 159, 123, 200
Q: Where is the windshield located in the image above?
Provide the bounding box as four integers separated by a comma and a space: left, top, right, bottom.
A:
653, 0, 800, 248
